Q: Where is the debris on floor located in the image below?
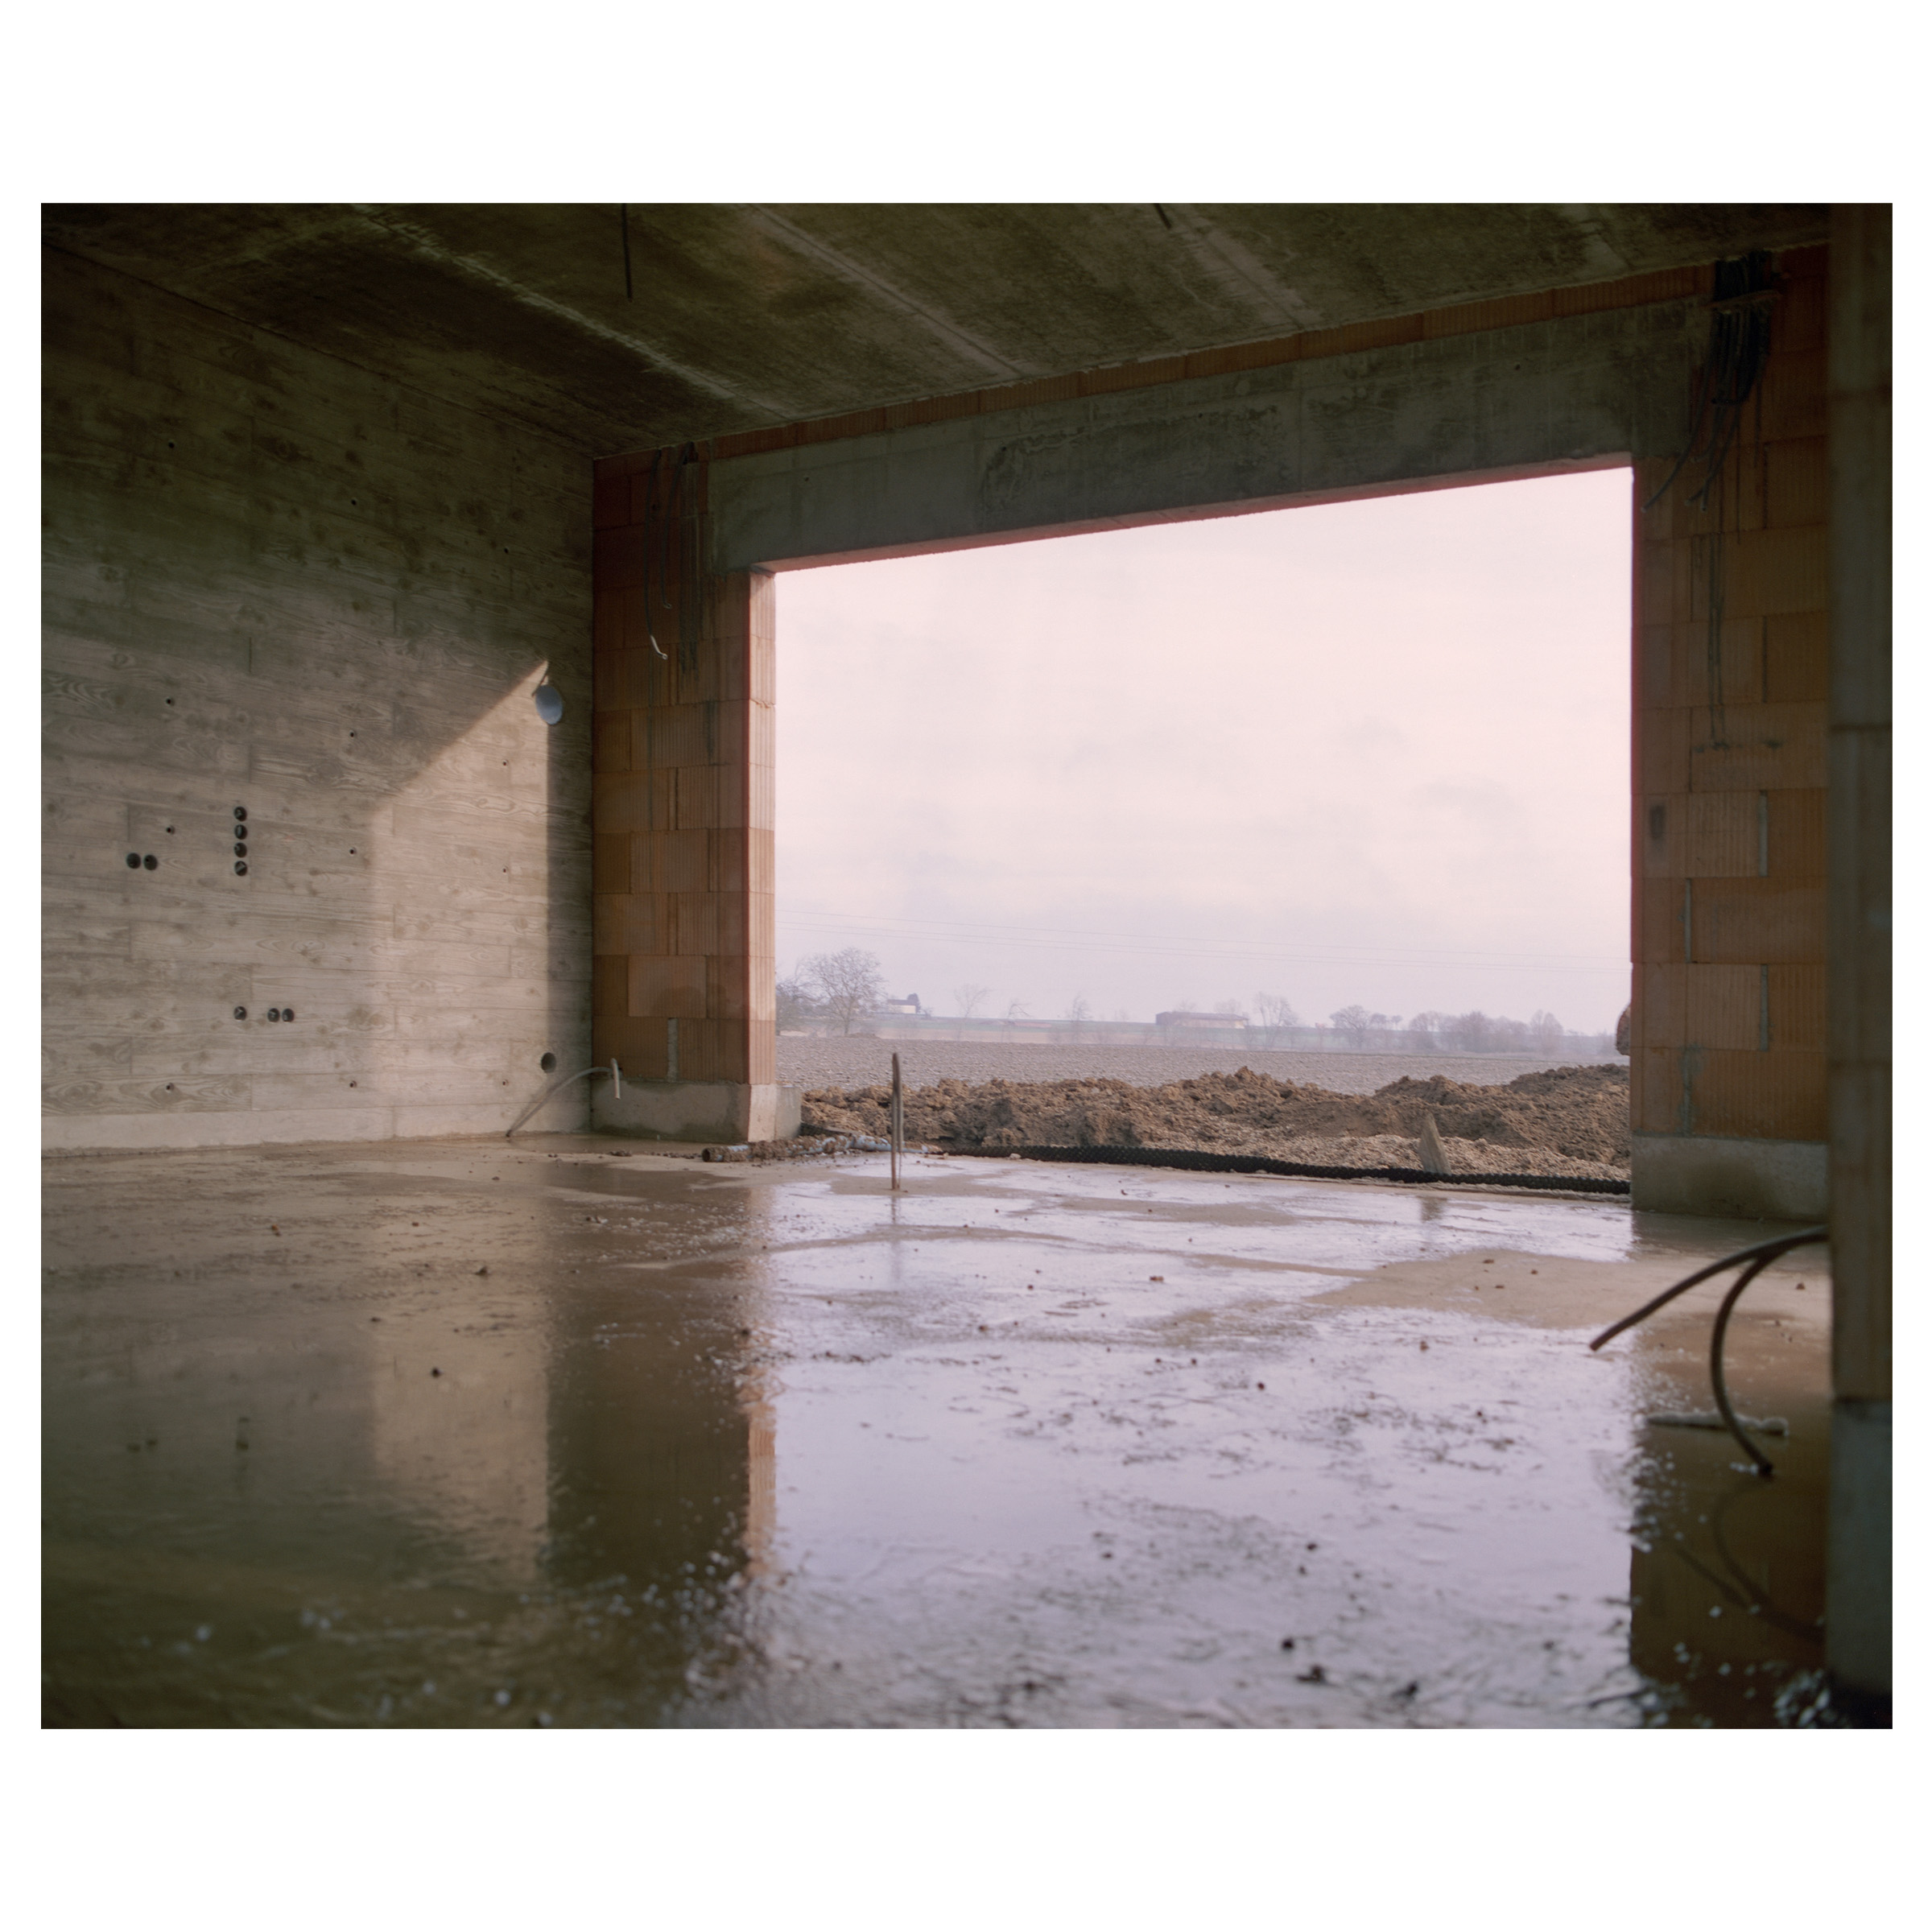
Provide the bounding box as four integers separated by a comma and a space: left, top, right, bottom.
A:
702, 1133, 890, 1163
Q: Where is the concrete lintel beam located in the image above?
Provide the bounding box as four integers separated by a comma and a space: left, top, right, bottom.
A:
709, 302, 1703, 572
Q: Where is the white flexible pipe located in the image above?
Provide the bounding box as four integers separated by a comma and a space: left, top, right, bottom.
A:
504, 1060, 622, 1137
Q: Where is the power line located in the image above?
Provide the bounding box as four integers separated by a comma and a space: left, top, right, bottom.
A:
782, 904, 1620, 964
777, 909, 1626, 975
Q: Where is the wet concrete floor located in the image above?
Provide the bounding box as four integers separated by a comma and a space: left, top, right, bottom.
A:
42, 1137, 1834, 1727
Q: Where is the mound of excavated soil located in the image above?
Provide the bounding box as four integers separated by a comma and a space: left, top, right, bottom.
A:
779, 1035, 1614, 1097
799, 1063, 1630, 1182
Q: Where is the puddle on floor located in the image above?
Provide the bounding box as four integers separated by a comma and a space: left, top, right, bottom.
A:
42, 1138, 1831, 1726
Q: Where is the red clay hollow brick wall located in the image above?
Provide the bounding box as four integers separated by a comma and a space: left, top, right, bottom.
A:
590, 451, 775, 1094
1631, 245, 1830, 1202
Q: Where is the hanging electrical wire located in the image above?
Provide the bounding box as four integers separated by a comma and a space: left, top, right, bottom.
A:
637, 448, 668, 661
630, 434, 702, 669
1642, 252, 1780, 746
1641, 252, 1779, 514
659, 443, 700, 660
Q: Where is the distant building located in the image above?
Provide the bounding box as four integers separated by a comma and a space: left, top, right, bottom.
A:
881, 993, 923, 1016
1154, 1010, 1246, 1030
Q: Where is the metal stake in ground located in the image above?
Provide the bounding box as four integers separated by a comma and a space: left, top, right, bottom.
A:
890, 1051, 903, 1191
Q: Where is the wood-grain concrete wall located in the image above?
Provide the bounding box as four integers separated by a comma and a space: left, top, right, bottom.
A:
42, 250, 593, 1150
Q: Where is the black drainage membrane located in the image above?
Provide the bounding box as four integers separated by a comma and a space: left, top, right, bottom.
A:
939, 1143, 1629, 1195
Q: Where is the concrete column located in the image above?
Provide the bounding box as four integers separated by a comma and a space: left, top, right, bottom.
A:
1825, 204, 1891, 1703
588, 453, 790, 1142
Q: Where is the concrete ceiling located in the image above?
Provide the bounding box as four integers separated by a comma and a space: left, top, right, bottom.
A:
43, 203, 1830, 455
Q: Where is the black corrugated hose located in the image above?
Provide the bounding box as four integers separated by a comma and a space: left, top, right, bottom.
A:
1588, 1224, 1829, 1476
943, 1142, 1628, 1194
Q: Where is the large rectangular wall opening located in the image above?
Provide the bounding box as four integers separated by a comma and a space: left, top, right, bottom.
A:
770, 470, 1633, 1174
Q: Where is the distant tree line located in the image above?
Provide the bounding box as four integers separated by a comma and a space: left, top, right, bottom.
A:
775, 954, 1616, 1057
1394, 1009, 1582, 1055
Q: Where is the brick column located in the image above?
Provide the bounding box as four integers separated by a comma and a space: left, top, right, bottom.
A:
1629, 245, 1831, 1219
588, 448, 784, 1142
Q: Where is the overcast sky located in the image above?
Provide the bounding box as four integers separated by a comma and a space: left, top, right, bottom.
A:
774, 469, 1632, 1034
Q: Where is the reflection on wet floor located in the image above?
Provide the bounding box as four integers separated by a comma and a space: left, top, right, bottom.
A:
42, 1137, 1831, 1727
1621, 1327, 1830, 1726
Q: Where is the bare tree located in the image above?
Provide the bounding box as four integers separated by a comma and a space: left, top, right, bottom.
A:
1407, 1012, 1446, 1051
775, 970, 820, 1033
1254, 992, 1300, 1049
1001, 998, 1030, 1031
1529, 1009, 1565, 1057
1060, 992, 1092, 1039
803, 947, 886, 1036
952, 982, 992, 1019
1330, 1004, 1374, 1049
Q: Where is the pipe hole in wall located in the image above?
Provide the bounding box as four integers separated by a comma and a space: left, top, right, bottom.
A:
540, 1052, 557, 1072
